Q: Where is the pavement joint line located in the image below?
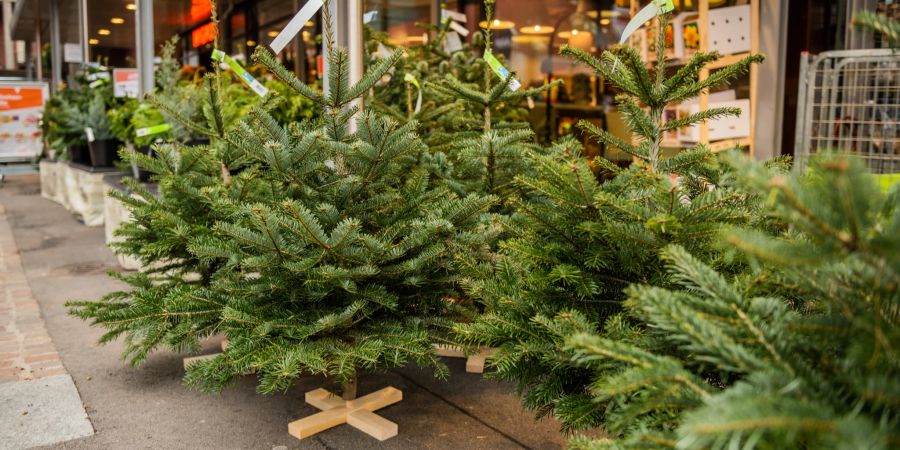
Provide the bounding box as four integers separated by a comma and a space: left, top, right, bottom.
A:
390, 369, 533, 450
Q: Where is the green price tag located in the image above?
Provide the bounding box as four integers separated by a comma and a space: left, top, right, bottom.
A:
483, 51, 521, 91
212, 49, 269, 97
404, 73, 423, 113
135, 123, 172, 138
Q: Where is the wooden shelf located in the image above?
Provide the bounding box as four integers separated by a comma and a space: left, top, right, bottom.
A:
630, 0, 759, 157
709, 137, 751, 152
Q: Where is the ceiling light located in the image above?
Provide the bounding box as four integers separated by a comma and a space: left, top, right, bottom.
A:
267, 31, 278, 37
110, 17, 125, 24
98, 29, 111, 35
478, 19, 515, 30
126, 3, 136, 10
600, 18, 611, 25
88, 38, 99, 45
305, 20, 314, 27
246, 40, 257, 47
520, 24, 554, 35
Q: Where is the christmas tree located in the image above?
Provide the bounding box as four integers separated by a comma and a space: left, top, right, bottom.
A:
178, 12, 496, 398
455, 12, 763, 432
566, 154, 899, 449
426, 0, 557, 200
67, 70, 271, 364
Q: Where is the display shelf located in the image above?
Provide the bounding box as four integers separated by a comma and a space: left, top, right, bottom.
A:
629, 0, 759, 156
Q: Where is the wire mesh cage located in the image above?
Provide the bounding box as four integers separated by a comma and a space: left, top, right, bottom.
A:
794, 49, 900, 173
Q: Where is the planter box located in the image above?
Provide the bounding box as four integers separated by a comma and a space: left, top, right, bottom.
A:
39, 160, 122, 226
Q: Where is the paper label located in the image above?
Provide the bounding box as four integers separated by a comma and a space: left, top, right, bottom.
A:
444, 31, 463, 53
483, 51, 521, 91
269, 0, 324, 54
86, 72, 110, 81
84, 127, 95, 143
619, 0, 675, 44
88, 79, 104, 88
404, 73, 423, 114
449, 20, 469, 37
212, 49, 269, 97
363, 10, 378, 24
441, 9, 467, 23
135, 123, 171, 137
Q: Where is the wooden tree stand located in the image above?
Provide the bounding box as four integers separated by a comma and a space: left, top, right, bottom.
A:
288, 387, 403, 441
433, 344, 497, 373
182, 340, 231, 370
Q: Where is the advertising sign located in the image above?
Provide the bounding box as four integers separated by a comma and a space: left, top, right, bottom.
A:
113, 68, 139, 98
0, 82, 49, 160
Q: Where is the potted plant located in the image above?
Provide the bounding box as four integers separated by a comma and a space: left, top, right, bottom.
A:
84, 91, 120, 168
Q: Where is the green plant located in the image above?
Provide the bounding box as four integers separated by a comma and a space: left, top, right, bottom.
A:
566, 154, 899, 449
454, 12, 763, 432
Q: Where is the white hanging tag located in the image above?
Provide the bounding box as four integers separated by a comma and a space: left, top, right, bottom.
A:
404, 73, 423, 114
441, 9, 467, 23
363, 10, 378, 24
270, 0, 324, 54
84, 127, 95, 143
375, 43, 392, 59
449, 20, 469, 37
444, 31, 463, 53
619, 0, 674, 44
527, 97, 535, 109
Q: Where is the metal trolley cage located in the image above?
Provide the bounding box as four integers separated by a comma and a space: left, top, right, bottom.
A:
794, 48, 900, 173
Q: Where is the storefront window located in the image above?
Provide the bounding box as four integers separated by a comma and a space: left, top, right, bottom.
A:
364, 0, 436, 47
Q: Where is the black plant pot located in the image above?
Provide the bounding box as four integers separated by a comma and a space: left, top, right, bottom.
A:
88, 138, 122, 168
68, 144, 91, 165
185, 137, 211, 146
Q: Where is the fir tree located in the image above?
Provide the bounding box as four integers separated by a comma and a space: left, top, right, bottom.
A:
425, 0, 558, 200
67, 74, 271, 364
455, 12, 762, 432
566, 154, 899, 449
179, 10, 496, 398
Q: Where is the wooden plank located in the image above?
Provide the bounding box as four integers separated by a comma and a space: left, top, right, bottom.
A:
432, 343, 466, 358
465, 348, 498, 373
699, 0, 710, 146
709, 138, 751, 152
220, 339, 229, 351
705, 52, 752, 70
347, 409, 398, 441
183, 353, 219, 370
305, 388, 344, 411
346, 387, 403, 412
287, 406, 349, 439
749, 0, 759, 157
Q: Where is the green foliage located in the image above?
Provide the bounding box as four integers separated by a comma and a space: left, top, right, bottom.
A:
566, 154, 899, 449
454, 12, 764, 433
854, 10, 900, 48
173, 30, 496, 394
67, 73, 271, 365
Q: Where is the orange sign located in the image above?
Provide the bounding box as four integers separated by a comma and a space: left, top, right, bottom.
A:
113, 68, 139, 97
0, 82, 49, 158
0, 86, 44, 110
192, 22, 215, 48
190, 0, 212, 23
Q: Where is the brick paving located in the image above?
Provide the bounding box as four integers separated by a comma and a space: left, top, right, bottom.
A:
0, 204, 66, 383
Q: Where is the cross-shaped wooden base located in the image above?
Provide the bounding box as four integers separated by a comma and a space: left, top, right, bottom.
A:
433, 344, 497, 373
288, 387, 403, 441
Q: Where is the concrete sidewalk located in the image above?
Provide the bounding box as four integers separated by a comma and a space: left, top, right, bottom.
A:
0, 175, 566, 450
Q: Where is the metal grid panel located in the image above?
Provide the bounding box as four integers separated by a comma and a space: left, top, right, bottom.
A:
795, 49, 900, 173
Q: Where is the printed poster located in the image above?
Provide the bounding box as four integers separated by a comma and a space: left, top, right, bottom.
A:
113, 68, 139, 98
0, 82, 49, 159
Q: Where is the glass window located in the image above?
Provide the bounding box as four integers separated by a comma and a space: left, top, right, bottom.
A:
364, 0, 436, 47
